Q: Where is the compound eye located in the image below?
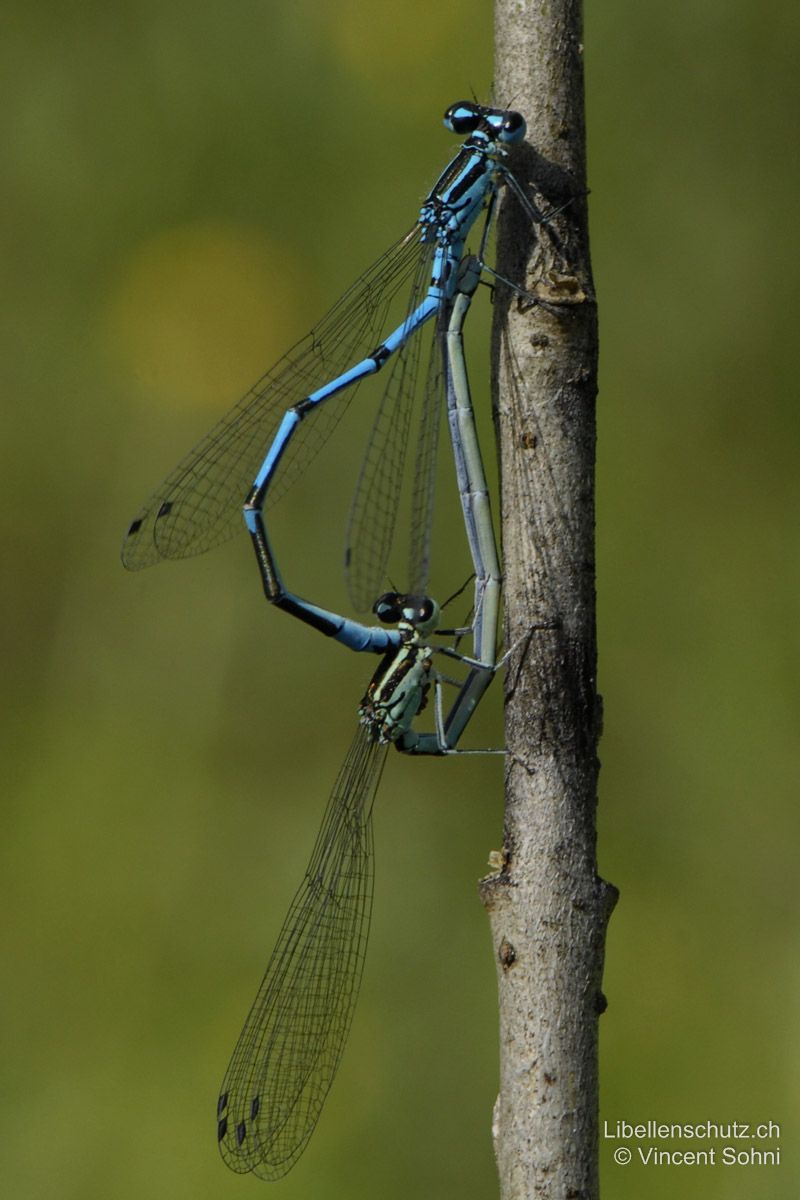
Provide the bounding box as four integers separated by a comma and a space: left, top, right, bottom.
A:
373, 592, 402, 624
443, 101, 481, 134
417, 598, 435, 623
500, 110, 526, 143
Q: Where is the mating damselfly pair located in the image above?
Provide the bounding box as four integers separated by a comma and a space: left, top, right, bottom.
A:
123, 101, 562, 1180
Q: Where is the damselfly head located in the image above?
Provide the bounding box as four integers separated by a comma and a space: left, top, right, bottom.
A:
373, 592, 440, 634
443, 101, 526, 146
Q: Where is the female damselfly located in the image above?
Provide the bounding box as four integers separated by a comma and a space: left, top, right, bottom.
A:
216, 261, 503, 1180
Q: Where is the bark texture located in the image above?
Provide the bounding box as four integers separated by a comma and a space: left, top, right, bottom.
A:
482, 4, 617, 1198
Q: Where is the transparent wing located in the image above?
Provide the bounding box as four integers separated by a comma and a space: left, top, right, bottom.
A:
217, 728, 387, 1181
343, 244, 442, 609
405, 307, 447, 596
122, 228, 424, 570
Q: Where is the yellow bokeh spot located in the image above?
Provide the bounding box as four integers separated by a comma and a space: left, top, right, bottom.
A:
106, 223, 312, 413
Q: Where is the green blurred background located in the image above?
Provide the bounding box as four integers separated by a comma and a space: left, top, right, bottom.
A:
3, 1, 798, 1197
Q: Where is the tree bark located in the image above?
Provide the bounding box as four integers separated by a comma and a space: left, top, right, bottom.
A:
482, 4, 617, 1198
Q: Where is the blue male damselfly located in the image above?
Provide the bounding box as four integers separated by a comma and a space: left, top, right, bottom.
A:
122, 102, 545, 667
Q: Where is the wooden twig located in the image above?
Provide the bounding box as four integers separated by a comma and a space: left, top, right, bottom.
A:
483, 4, 617, 1197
